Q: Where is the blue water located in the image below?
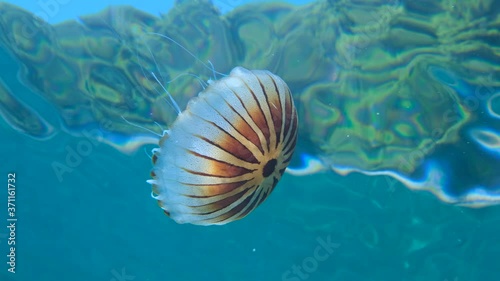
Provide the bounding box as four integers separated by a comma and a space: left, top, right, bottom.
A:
5, 123, 499, 281
1, 1, 500, 281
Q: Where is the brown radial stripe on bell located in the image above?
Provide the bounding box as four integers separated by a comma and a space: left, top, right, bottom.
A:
282, 89, 294, 138
193, 187, 252, 214
197, 120, 259, 164
210, 191, 256, 223
255, 184, 272, 206
256, 75, 280, 149
236, 188, 265, 219
223, 100, 263, 154
184, 180, 251, 198
267, 94, 283, 149
186, 147, 254, 178
242, 81, 271, 146
282, 113, 298, 155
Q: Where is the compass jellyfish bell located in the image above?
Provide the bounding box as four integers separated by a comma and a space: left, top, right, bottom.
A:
146, 64, 298, 225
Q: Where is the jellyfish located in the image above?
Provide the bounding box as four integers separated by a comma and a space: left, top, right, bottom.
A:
147, 67, 298, 225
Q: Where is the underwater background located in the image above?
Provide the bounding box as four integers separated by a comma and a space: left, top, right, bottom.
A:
1, 0, 500, 280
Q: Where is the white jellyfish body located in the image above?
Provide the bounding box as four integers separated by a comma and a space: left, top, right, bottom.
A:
147, 67, 298, 225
